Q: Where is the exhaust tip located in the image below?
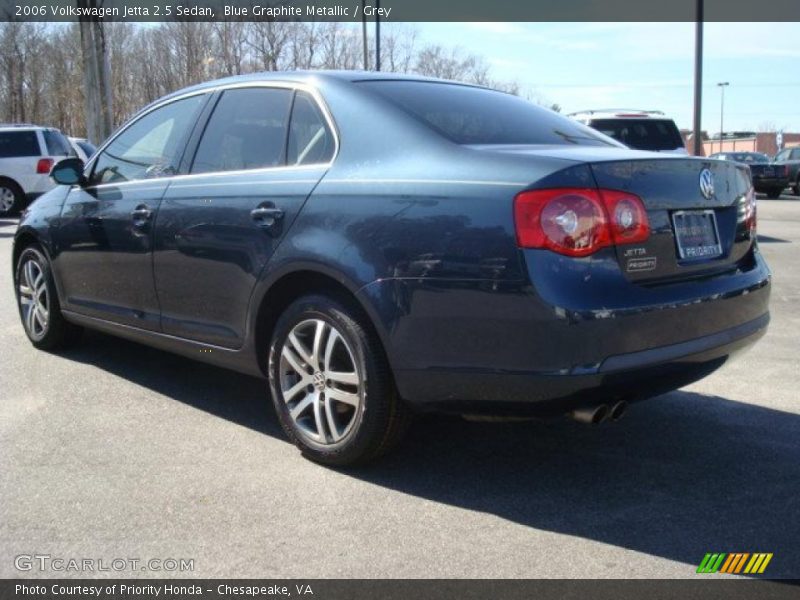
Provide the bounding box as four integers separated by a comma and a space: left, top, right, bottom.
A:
592, 404, 609, 424
570, 404, 609, 425
609, 400, 628, 422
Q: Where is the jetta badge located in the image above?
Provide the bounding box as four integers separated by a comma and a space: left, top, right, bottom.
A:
699, 168, 715, 199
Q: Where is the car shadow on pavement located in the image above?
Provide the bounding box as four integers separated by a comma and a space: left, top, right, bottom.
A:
61, 330, 799, 577
61, 330, 282, 437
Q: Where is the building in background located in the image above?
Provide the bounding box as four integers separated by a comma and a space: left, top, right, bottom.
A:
681, 129, 800, 157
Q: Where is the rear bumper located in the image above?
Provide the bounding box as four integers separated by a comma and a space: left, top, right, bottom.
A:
359, 247, 770, 414
396, 313, 768, 415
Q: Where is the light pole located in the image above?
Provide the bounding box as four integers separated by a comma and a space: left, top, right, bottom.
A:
375, 0, 381, 71
717, 81, 729, 153
692, 0, 703, 156
361, 0, 368, 70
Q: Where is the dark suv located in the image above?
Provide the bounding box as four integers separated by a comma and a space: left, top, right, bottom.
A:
13, 72, 770, 465
774, 146, 800, 195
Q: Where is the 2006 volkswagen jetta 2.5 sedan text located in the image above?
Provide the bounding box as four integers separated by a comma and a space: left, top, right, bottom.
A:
13, 72, 770, 465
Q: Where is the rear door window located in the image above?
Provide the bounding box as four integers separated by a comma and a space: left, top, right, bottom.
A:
0, 130, 40, 157
287, 91, 335, 165
191, 87, 293, 174
43, 130, 73, 156
589, 119, 684, 151
357, 80, 618, 147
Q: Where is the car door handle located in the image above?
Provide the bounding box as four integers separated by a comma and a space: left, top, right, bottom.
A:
251, 206, 285, 229
131, 205, 152, 225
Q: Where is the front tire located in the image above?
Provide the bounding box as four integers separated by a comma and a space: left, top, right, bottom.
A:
766, 188, 783, 199
15, 245, 83, 350
793, 176, 800, 197
268, 294, 410, 466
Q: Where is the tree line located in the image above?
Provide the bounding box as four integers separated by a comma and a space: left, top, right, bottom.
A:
0, 21, 536, 144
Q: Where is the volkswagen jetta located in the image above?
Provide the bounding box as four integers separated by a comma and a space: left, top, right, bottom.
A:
13, 72, 771, 465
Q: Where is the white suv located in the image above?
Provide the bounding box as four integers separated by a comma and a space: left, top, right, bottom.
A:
567, 109, 688, 155
0, 125, 75, 216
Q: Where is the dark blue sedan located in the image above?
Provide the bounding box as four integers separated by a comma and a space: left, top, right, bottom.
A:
13, 72, 770, 465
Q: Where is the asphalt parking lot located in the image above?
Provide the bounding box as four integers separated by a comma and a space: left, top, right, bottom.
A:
1, 193, 798, 579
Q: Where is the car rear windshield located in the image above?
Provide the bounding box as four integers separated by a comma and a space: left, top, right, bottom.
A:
0, 130, 40, 158
589, 118, 684, 151
727, 152, 770, 163
356, 80, 618, 147
43, 129, 73, 157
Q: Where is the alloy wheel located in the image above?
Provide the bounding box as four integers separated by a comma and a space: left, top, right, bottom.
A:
0, 186, 15, 213
278, 318, 362, 445
18, 257, 49, 340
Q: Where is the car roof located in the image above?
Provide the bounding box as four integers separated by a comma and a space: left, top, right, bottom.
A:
567, 109, 671, 120
0, 124, 60, 132
155, 70, 489, 105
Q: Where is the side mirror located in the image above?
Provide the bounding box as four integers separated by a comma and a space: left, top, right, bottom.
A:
51, 158, 86, 186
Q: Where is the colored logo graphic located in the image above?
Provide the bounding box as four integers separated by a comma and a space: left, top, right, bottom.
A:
697, 553, 773, 574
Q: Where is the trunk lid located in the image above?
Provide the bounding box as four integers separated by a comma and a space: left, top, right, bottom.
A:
589, 157, 754, 282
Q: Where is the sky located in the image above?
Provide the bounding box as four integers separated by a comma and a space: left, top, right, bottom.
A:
413, 22, 800, 134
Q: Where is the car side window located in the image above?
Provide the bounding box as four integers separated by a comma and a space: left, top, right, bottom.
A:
792, 148, 800, 160
0, 131, 40, 157
190, 87, 293, 174
287, 91, 335, 166
90, 94, 205, 186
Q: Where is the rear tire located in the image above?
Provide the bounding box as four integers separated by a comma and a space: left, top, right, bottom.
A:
0, 179, 24, 217
15, 245, 83, 350
793, 176, 800, 197
268, 293, 411, 466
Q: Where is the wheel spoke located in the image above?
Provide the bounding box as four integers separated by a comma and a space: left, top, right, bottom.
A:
290, 392, 315, 420
281, 345, 308, 378
25, 261, 36, 290
324, 397, 342, 442
26, 300, 37, 332
311, 320, 326, 370
33, 306, 46, 330
32, 269, 44, 293
323, 328, 340, 372
287, 331, 314, 368
313, 394, 327, 441
326, 387, 360, 407
326, 370, 358, 385
283, 378, 309, 403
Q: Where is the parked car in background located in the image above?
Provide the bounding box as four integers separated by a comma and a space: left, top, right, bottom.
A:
568, 109, 688, 154
0, 124, 74, 216
709, 151, 789, 199
68, 137, 97, 162
773, 146, 800, 196
13, 73, 770, 465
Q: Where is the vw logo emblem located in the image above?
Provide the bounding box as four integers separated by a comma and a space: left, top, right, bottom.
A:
699, 168, 715, 199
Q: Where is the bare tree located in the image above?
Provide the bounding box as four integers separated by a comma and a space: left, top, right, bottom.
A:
247, 21, 290, 71
0, 22, 524, 139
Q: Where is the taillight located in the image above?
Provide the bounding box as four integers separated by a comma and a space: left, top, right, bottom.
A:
600, 189, 650, 245
36, 158, 54, 174
514, 188, 649, 257
744, 187, 757, 234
